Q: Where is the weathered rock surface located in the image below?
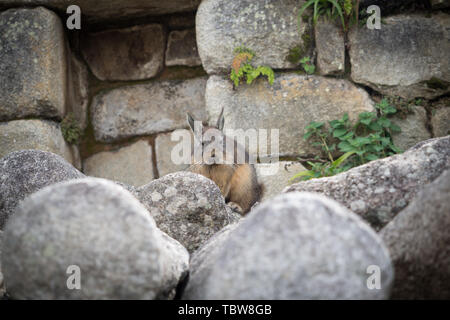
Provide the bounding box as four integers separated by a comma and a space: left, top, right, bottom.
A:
391, 106, 431, 151
83, 140, 154, 187
284, 136, 450, 230
0, 150, 85, 229
82, 24, 165, 81
349, 13, 450, 100
2, 178, 189, 299
165, 29, 201, 67
255, 161, 307, 202
380, 169, 450, 299
136, 171, 240, 253
0, 7, 66, 121
183, 192, 393, 299
92, 77, 207, 142
67, 53, 89, 131
155, 130, 192, 177
206, 74, 374, 157
0, 1, 201, 23
196, 0, 310, 74
431, 98, 450, 137
0, 230, 4, 298
0, 120, 76, 165
315, 19, 345, 75
182, 223, 238, 299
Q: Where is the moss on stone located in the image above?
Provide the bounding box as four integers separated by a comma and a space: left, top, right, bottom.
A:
61, 113, 82, 145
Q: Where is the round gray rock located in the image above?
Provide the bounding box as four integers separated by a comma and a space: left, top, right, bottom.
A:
0, 150, 85, 229
380, 169, 450, 299
183, 192, 394, 299
2, 178, 188, 299
136, 171, 240, 253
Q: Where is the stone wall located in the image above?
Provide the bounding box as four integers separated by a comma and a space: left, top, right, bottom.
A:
1, 0, 449, 191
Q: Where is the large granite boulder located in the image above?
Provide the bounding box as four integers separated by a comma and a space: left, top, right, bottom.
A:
136, 171, 240, 253
0, 150, 85, 229
183, 192, 393, 299
284, 136, 450, 230
1, 178, 188, 299
380, 169, 450, 299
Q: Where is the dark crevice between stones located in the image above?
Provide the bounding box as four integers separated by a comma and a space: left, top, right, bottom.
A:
149, 137, 160, 179
174, 271, 190, 300
359, 0, 432, 17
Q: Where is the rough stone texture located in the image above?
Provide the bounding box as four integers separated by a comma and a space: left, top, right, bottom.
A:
380, 169, 450, 299
0, 7, 66, 121
166, 29, 201, 67
0, 119, 76, 165
349, 13, 450, 100
156, 229, 190, 299
0, 230, 4, 298
136, 171, 240, 253
430, 0, 450, 9
206, 74, 375, 157
67, 53, 89, 131
0, 1, 201, 23
92, 77, 207, 142
284, 136, 450, 230
255, 161, 307, 202
155, 130, 192, 177
183, 192, 393, 300
182, 223, 238, 299
431, 97, 450, 137
196, 0, 310, 74
83, 140, 154, 187
0, 150, 85, 230
81, 24, 165, 81
315, 19, 345, 75
2, 178, 188, 299
391, 106, 431, 151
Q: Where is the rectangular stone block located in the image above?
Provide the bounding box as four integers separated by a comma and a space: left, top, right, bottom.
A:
0, 7, 66, 121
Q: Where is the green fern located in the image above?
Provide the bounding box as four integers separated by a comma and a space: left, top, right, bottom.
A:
230, 47, 275, 87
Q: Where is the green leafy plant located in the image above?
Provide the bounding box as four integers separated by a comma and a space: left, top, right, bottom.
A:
299, 56, 316, 74
230, 47, 275, 87
298, 0, 359, 31
290, 98, 402, 182
61, 113, 82, 145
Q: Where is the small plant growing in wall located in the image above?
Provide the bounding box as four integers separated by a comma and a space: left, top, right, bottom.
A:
299, 56, 316, 74
291, 98, 402, 181
230, 46, 275, 87
298, 0, 360, 31
61, 113, 82, 145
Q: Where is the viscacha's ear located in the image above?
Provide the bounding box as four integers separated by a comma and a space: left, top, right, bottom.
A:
216, 107, 225, 131
187, 113, 196, 132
